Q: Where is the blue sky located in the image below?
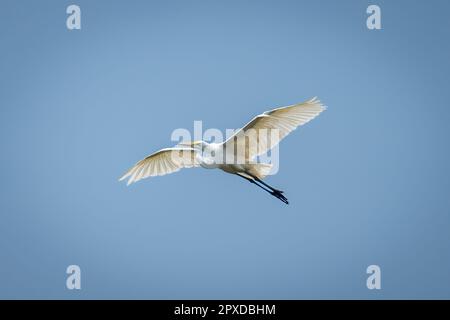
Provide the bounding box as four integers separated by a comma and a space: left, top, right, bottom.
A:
0, 0, 450, 299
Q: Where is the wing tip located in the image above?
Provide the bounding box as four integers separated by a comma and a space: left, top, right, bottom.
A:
309, 96, 327, 112
118, 176, 132, 186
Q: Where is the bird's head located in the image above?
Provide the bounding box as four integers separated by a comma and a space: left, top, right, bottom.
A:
177, 140, 206, 150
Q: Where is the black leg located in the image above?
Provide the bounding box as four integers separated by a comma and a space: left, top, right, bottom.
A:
236, 174, 289, 205
249, 175, 288, 204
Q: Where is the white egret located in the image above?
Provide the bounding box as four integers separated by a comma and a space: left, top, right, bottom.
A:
119, 97, 326, 204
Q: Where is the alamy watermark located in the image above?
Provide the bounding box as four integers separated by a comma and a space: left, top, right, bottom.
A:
66, 265, 81, 290
66, 5, 81, 30
367, 265, 381, 290
367, 5, 381, 30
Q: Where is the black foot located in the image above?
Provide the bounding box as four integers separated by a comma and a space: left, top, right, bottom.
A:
271, 190, 289, 204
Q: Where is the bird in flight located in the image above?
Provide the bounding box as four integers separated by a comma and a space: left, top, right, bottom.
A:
119, 97, 326, 204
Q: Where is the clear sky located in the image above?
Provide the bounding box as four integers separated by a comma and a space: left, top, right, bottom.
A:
0, 0, 449, 299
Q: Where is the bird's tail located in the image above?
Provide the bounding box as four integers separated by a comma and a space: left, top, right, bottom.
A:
246, 163, 273, 179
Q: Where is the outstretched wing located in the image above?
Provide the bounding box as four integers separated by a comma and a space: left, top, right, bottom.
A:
119, 147, 200, 185
224, 97, 326, 161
